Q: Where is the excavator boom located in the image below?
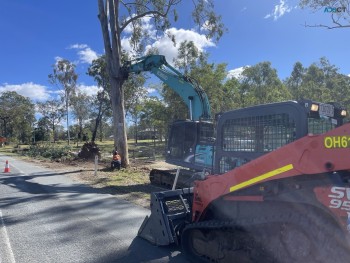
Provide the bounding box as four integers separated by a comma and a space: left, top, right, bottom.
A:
122, 55, 211, 121
122, 54, 215, 172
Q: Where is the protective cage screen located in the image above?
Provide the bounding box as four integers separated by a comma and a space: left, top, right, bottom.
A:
307, 117, 336, 135
219, 113, 297, 173
222, 113, 296, 153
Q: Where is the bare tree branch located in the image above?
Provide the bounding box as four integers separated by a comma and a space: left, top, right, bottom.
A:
301, 0, 350, 29
120, 0, 179, 32
303, 21, 350, 28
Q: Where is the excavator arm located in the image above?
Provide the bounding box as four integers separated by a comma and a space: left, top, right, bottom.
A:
122, 55, 211, 121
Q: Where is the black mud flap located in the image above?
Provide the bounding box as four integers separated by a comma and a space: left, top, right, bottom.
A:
138, 188, 193, 246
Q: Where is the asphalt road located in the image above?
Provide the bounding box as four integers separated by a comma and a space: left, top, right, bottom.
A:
0, 154, 188, 263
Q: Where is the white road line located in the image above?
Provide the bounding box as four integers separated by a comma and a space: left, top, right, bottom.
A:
0, 210, 16, 263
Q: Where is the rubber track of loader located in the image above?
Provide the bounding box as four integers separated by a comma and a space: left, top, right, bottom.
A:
181, 210, 350, 263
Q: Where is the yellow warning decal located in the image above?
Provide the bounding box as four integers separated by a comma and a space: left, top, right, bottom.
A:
324, 136, 350, 149
229, 164, 294, 192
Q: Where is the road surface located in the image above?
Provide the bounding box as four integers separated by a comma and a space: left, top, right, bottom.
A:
0, 154, 188, 263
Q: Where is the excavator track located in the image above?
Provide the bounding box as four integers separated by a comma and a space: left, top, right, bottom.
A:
181, 209, 350, 263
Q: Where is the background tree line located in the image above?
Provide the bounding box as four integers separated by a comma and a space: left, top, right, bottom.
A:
0, 52, 349, 148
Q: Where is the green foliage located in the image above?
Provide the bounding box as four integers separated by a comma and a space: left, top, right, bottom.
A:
24, 144, 73, 160
139, 97, 168, 140
191, 0, 226, 42
175, 40, 200, 74
161, 85, 189, 120
49, 59, 78, 99
285, 62, 305, 100
285, 58, 350, 114
87, 55, 111, 93
49, 59, 78, 145
189, 56, 231, 113
239, 62, 292, 107
117, 0, 225, 52
0, 91, 35, 143
35, 117, 51, 141
71, 91, 92, 139
87, 54, 146, 126
37, 99, 64, 142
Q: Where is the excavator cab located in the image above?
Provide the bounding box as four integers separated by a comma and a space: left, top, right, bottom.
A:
166, 120, 215, 171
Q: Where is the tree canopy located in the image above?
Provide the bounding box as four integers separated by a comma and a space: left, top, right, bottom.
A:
0, 91, 35, 143
49, 59, 78, 145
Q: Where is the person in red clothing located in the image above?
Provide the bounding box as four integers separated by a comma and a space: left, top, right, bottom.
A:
111, 150, 121, 170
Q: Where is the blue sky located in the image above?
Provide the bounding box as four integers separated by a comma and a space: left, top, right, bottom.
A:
1, 0, 349, 103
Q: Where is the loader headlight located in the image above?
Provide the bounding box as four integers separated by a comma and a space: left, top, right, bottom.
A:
341, 110, 347, 117
311, 104, 319, 112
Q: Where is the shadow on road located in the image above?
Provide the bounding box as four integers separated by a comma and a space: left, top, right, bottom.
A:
94, 237, 188, 263
0, 169, 188, 263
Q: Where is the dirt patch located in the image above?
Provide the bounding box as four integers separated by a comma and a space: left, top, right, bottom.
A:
24, 157, 176, 209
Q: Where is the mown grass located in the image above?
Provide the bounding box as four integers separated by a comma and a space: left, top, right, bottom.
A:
82, 162, 156, 207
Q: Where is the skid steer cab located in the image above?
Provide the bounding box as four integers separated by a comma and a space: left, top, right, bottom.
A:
139, 99, 350, 263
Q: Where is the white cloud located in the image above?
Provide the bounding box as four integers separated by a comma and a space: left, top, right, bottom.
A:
145, 28, 215, 64
121, 37, 133, 54
147, 87, 156, 94
227, 66, 250, 80
68, 44, 99, 64
265, 0, 293, 21
77, 84, 101, 97
123, 16, 155, 35
0, 82, 51, 101
121, 16, 215, 64
69, 44, 88, 49
77, 47, 99, 64
121, 16, 158, 54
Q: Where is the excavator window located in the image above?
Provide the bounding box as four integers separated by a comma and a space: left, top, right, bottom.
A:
167, 120, 214, 170
199, 122, 214, 143
168, 123, 185, 159
167, 121, 197, 162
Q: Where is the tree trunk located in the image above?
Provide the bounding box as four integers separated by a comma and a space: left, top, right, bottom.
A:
98, 0, 129, 168
66, 98, 70, 145
110, 77, 129, 167
52, 123, 56, 143
99, 118, 103, 142
91, 110, 101, 143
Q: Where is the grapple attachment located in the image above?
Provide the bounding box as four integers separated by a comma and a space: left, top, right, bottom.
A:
138, 188, 193, 246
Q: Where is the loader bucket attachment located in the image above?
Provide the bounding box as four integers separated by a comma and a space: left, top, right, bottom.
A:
138, 188, 193, 246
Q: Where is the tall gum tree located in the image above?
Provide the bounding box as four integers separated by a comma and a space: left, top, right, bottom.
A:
97, 0, 225, 167
49, 59, 78, 145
